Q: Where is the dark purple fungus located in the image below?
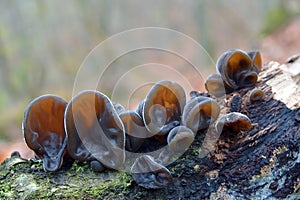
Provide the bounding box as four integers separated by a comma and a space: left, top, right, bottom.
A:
119, 110, 148, 152
64, 90, 125, 170
142, 80, 186, 137
10, 151, 21, 158
182, 96, 220, 134
22, 95, 67, 172
131, 155, 173, 189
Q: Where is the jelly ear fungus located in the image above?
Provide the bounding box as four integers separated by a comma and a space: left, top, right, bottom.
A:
248, 50, 262, 73
216, 49, 258, 92
142, 80, 186, 137
205, 73, 226, 97
182, 96, 220, 134
215, 112, 252, 137
131, 155, 173, 189
119, 110, 147, 152
22, 94, 68, 172
167, 126, 194, 152
64, 90, 125, 170
205, 49, 261, 96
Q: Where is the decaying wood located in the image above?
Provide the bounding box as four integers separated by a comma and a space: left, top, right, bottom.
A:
0, 59, 299, 200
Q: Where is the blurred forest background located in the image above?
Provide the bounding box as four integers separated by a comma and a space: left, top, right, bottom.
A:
0, 0, 299, 162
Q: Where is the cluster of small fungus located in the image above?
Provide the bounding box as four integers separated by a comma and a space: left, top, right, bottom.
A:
21, 49, 264, 189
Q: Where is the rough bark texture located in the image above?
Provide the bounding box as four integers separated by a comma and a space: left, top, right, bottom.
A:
0, 58, 300, 200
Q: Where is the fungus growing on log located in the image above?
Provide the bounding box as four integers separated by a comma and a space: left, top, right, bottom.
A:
119, 110, 147, 152
217, 49, 258, 91
167, 126, 194, 152
7, 50, 300, 199
204, 73, 226, 97
64, 90, 125, 170
249, 88, 264, 103
248, 50, 262, 73
22, 94, 68, 172
182, 96, 220, 134
205, 49, 261, 96
215, 112, 252, 134
142, 80, 186, 136
131, 155, 173, 189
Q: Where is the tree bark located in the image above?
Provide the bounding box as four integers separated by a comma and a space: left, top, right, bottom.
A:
0, 58, 300, 200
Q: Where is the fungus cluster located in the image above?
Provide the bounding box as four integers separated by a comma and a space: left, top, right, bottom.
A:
205, 49, 262, 97
21, 49, 261, 189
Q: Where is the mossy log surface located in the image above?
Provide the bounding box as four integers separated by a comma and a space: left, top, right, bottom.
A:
1, 59, 300, 200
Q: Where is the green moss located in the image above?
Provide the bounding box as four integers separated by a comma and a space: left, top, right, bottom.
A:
0, 158, 135, 200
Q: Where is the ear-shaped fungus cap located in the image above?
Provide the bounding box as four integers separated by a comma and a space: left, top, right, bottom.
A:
143, 80, 186, 136
216, 49, 258, 91
131, 155, 173, 189
182, 96, 220, 134
248, 50, 262, 73
167, 126, 194, 152
119, 110, 147, 152
249, 88, 264, 103
64, 90, 125, 169
205, 73, 226, 97
22, 95, 67, 172
215, 112, 252, 134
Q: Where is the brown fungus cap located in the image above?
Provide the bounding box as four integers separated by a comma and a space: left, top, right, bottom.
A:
182, 96, 220, 134
205, 73, 226, 97
248, 50, 262, 73
64, 90, 125, 170
167, 126, 194, 152
119, 110, 148, 152
216, 49, 258, 92
249, 88, 264, 103
215, 112, 252, 134
142, 80, 186, 136
131, 155, 173, 189
22, 95, 67, 172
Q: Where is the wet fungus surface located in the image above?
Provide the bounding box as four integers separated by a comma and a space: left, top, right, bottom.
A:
204, 73, 225, 97
142, 80, 186, 137
119, 110, 147, 152
248, 50, 262, 73
205, 49, 260, 96
215, 112, 252, 137
167, 126, 194, 152
249, 88, 265, 103
64, 90, 125, 170
182, 96, 220, 133
131, 155, 173, 189
22, 94, 68, 172
19, 49, 261, 191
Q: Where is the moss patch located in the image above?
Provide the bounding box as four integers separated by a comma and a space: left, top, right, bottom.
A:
0, 159, 135, 200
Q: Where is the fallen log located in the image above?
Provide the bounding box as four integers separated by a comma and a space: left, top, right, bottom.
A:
0, 57, 299, 200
